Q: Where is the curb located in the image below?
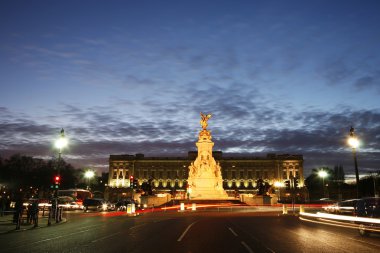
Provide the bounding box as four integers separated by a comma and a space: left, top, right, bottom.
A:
0, 218, 67, 235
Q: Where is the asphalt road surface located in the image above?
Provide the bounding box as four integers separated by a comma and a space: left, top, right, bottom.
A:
0, 209, 379, 253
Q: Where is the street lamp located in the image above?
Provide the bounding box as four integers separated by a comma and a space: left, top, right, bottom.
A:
55, 128, 68, 159
52, 128, 67, 224
371, 173, 378, 198
348, 126, 360, 198
318, 170, 328, 198
54, 128, 67, 186
84, 170, 95, 190
274, 181, 284, 202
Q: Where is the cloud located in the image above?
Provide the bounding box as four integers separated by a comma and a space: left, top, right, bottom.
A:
354, 70, 380, 93
1, 78, 379, 178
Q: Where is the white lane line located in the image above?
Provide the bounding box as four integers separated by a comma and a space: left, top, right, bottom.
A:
91, 231, 123, 243
129, 223, 147, 230
228, 227, 238, 237
177, 221, 197, 242
92, 223, 147, 243
28, 229, 92, 245
241, 241, 255, 253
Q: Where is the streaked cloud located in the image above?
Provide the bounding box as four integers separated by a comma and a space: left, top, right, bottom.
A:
1, 1, 379, 176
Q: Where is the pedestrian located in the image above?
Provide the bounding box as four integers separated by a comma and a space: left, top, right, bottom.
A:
26, 203, 32, 224
31, 200, 39, 227
13, 196, 24, 229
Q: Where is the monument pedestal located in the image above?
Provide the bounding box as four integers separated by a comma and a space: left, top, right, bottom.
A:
188, 116, 228, 200
251, 195, 272, 205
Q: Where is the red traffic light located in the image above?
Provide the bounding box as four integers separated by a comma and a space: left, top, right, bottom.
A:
54, 176, 61, 183
130, 175, 134, 180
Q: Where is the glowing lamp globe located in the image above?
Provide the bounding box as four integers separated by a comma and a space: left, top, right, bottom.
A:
348, 137, 359, 149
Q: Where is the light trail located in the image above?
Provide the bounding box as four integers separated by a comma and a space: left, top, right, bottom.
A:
300, 212, 380, 224
299, 212, 380, 233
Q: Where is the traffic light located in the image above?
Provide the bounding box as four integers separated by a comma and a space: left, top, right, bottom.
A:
53, 175, 61, 189
130, 175, 134, 188
294, 178, 299, 188
285, 180, 291, 190
133, 179, 138, 189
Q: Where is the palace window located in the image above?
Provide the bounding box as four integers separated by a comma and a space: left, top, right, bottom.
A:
256, 171, 261, 178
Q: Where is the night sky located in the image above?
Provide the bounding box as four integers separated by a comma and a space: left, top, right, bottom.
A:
1, 0, 379, 177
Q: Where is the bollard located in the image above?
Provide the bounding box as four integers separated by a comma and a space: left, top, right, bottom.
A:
180, 202, 185, 211
282, 204, 288, 214
299, 205, 304, 214
55, 206, 59, 223
47, 207, 51, 226
59, 207, 63, 221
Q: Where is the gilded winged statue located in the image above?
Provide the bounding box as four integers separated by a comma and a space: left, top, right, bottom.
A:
200, 112, 212, 130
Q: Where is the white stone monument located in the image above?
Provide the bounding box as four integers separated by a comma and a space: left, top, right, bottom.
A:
187, 113, 228, 199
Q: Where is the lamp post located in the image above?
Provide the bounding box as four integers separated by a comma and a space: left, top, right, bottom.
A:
54, 129, 67, 193
84, 170, 95, 190
348, 126, 360, 198
53, 128, 67, 223
55, 129, 68, 164
318, 170, 328, 198
371, 173, 378, 198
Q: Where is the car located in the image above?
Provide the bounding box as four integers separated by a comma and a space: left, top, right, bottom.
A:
115, 199, 139, 211
57, 196, 83, 210
83, 198, 114, 212
324, 199, 359, 215
354, 197, 380, 236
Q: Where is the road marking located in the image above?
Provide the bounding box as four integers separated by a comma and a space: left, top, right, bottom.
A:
229, 220, 275, 253
177, 221, 197, 242
91, 231, 123, 243
299, 217, 380, 250
241, 241, 254, 253
228, 227, 238, 237
129, 223, 147, 230
22, 229, 92, 246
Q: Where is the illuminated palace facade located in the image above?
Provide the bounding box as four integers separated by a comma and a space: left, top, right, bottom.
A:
107, 152, 304, 195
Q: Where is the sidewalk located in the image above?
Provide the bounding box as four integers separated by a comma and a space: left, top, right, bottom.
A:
0, 210, 66, 234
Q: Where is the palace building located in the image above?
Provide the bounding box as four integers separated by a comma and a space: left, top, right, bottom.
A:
107, 151, 304, 198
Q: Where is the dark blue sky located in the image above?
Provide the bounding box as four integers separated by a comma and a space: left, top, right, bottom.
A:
1, 0, 379, 176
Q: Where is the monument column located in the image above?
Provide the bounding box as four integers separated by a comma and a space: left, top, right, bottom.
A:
187, 113, 228, 199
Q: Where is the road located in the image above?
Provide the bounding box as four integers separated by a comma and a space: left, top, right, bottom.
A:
0, 208, 379, 253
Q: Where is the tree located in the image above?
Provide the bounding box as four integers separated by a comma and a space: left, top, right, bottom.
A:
333, 165, 345, 182
0, 154, 81, 199
305, 167, 333, 201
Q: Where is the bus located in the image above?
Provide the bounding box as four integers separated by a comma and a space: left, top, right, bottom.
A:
58, 189, 93, 205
